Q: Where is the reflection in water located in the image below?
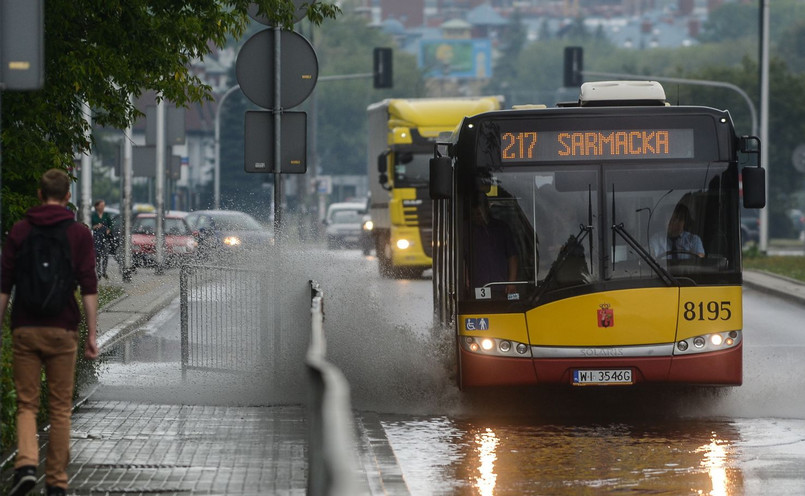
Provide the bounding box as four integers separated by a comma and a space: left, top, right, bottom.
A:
385, 417, 747, 495
698, 435, 730, 496
474, 428, 499, 496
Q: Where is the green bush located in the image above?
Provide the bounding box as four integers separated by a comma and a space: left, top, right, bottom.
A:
0, 285, 123, 455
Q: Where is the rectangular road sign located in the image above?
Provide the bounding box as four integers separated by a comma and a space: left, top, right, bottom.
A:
244, 111, 307, 174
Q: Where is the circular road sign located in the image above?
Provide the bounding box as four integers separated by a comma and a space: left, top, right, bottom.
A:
248, 1, 309, 25
236, 29, 318, 110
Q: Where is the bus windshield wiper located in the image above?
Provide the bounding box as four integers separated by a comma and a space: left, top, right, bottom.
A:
532, 186, 594, 304
532, 225, 592, 303
611, 185, 677, 286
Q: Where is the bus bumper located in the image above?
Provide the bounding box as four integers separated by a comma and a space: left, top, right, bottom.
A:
461, 342, 742, 387
460, 348, 538, 387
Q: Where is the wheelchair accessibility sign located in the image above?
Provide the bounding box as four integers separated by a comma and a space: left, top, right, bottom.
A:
465, 318, 489, 331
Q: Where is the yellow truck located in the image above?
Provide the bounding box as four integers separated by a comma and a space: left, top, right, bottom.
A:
367, 97, 503, 278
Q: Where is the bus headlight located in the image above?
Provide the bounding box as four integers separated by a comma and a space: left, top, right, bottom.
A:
462, 337, 531, 357
396, 239, 411, 250
675, 331, 741, 355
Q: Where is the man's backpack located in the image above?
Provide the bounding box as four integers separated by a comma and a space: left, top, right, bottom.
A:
14, 219, 76, 316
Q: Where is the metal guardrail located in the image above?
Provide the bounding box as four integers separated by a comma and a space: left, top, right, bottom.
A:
180, 263, 271, 377
307, 280, 359, 496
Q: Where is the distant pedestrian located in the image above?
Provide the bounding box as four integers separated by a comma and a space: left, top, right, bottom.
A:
0, 168, 99, 496
91, 199, 113, 279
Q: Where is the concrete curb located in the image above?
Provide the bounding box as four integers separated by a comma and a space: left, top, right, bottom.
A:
96, 290, 180, 352
743, 270, 805, 307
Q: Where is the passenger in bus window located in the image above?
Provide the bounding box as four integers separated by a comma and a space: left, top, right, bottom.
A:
470, 194, 519, 296
650, 203, 705, 260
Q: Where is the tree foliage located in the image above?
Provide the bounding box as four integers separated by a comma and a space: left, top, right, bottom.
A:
1, 0, 339, 232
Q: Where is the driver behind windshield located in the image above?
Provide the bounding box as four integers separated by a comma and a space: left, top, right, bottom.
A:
650, 203, 705, 260
470, 194, 519, 297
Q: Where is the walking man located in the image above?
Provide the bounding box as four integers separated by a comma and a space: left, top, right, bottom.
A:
1, 168, 99, 496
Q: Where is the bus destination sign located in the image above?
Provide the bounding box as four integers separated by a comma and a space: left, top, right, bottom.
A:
499, 128, 695, 163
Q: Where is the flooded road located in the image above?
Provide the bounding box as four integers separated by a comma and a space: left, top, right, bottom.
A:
100, 248, 805, 494
315, 249, 805, 495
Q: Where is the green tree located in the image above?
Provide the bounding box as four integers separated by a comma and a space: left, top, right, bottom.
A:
778, 20, 805, 74
1, 0, 339, 233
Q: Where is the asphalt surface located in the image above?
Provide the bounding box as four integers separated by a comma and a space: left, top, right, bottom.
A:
2, 261, 804, 495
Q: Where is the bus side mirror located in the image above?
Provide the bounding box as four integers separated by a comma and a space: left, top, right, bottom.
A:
742, 166, 766, 208
430, 156, 452, 199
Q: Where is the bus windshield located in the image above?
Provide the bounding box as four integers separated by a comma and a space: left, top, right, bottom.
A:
462, 162, 740, 302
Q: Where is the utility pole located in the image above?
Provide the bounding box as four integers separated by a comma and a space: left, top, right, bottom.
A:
759, 0, 770, 253
155, 99, 166, 274
81, 102, 92, 226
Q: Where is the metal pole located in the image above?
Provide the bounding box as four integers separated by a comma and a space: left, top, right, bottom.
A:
759, 0, 770, 253
122, 100, 134, 282
155, 99, 166, 274
81, 102, 92, 226
214, 84, 241, 210
273, 27, 283, 235
273, 26, 283, 380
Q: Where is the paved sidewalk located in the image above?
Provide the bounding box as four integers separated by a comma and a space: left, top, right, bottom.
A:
96, 261, 182, 351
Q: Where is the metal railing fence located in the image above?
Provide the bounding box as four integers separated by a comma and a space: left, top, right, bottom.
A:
180, 263, 271, 377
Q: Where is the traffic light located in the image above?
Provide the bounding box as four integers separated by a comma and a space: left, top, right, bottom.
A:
563, 46, 583, 88
373, 47, 393, 89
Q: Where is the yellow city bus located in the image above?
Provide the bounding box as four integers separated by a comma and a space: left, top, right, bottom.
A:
430, 81, 766, 389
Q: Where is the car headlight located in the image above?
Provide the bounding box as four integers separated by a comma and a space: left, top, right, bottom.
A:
363, 220, 374, 231
224, 236, 241, 246
396, 239, 411, 250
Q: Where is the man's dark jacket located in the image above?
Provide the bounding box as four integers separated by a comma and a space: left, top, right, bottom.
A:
1, 205, 98, 331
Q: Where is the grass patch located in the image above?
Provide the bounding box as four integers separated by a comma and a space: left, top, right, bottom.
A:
743, 255, 805, 283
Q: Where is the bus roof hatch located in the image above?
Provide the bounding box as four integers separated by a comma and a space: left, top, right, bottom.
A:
579, 81, 667, 107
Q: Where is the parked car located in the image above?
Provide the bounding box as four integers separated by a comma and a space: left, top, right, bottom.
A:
324, 202, 371, 252
130, 212, 197, 267
185, 209, 274, 260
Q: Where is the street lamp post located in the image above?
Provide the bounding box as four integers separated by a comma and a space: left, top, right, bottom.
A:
214, 84, 241, 210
